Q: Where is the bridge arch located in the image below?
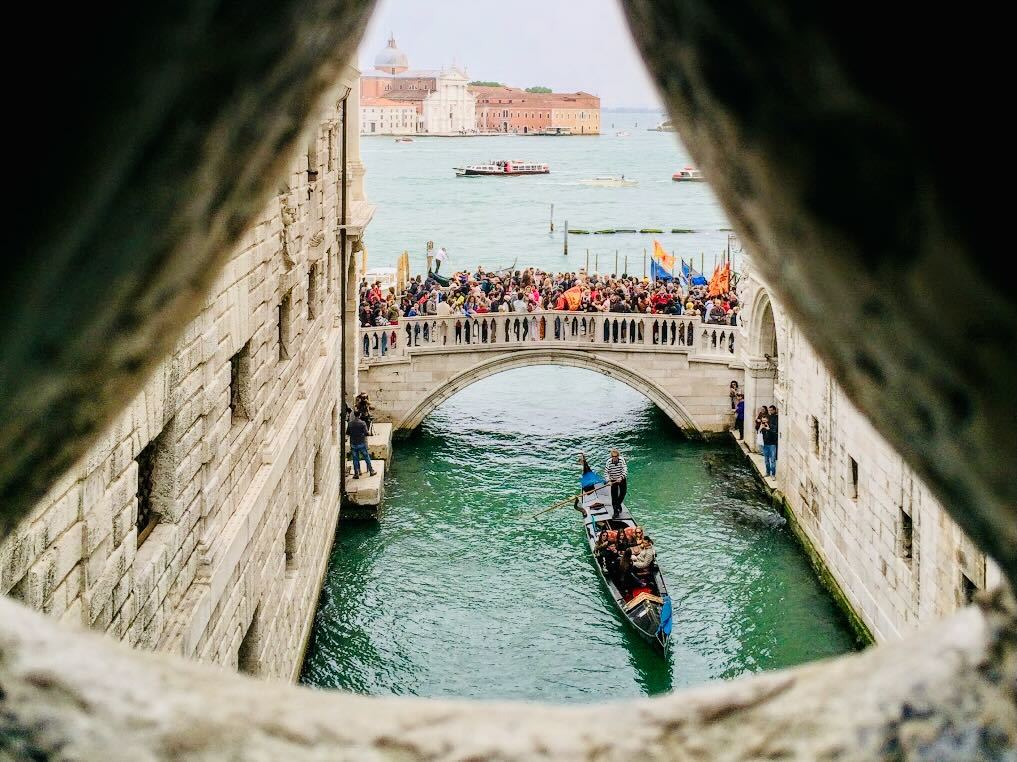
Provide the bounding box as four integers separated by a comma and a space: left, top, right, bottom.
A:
398, 349, 702, 434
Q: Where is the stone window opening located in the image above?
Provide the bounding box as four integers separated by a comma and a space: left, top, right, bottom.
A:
278, 289, 292, 362
810, 415, 820, 455
898, 506, 914, 565
312, 445, 322, 497
229, 341, 252, 426
307, 262, 319, 321
848, 456, 859, 500
285, 511, 298, 573
135, 417, 175, 548
960, 571, 979, 605
306, 135, 319, 184
330, 403, 338, 444
237, 603, 262, 675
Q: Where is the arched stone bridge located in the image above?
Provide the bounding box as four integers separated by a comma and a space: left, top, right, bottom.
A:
357, 312, 745, 435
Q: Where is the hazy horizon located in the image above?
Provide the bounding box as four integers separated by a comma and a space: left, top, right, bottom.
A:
357, 0, 665, 110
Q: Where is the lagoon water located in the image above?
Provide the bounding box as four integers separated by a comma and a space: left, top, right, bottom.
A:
300, 118, 859, 700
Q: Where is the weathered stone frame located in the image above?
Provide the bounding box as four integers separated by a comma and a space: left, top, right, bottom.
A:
1, 0, 1015, 758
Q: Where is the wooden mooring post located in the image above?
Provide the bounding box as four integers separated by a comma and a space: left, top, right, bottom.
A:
549, 203, 554, 232
564, 220, 568, 256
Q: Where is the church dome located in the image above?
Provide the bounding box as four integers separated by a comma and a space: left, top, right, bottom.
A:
375, 34, 408, 71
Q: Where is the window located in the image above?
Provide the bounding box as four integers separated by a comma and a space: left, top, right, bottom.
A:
285, 512, 298, 572
898, 507, 914, 565
237, 604, 261, 675
277, 289, 292, 362
848, 456, 859, 500
960, 572, 978, 605
326, 247, 333, 294
136, 418, 175, 547
307, 262, 319, 320
229, 341, 252, 425
330, 403, 338, 443
313, 446, 323, 496
810, 416, 819, 455
306, 134, 318, 182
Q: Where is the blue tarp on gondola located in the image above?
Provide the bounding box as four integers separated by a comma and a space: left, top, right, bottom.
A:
580, 470, 604, 490
657, 595, 673, 637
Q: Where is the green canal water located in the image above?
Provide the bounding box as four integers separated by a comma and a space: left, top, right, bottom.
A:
301, 368, 860, 701
300, 117, 859, 699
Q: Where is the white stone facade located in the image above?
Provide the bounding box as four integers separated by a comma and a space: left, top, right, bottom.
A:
739, 272, 1003, 641
422, 69, 476, 134
0, 66, 372, 680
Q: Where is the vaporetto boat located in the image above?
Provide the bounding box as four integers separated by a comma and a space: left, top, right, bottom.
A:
454, 160, 549, 177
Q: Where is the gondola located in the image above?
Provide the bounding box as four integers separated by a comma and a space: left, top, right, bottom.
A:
577, 481, 673, 653
426, 270, 451, 287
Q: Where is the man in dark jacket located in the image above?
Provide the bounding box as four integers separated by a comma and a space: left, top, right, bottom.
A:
347, 412, 376, 478
762, 406, 778, 477
735, 394, 745, 440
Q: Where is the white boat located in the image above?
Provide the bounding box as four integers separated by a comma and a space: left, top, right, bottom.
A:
672, 166, 705, 182
539, 127, 572, 136
395, 137, 414, 143
454, 160, 550, 177
615, 130, 631, 137
581, 176, 638, 188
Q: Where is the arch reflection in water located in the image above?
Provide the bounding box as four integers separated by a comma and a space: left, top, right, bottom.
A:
301, 367, 858, 701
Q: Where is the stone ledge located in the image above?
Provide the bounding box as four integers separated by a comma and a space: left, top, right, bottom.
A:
1, 593, 1013, 760
344, 460, 385, 507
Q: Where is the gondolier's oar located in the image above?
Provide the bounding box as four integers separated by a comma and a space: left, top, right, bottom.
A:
532, 493, 581, 519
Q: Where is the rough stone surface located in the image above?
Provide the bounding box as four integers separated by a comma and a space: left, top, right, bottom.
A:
622, 0, 1017, 587
0, 79, 371, 680
1, 1, 1015, 759
0, 0, 377, 533
738, 274, 1005, 642
2, 592, 1014, 759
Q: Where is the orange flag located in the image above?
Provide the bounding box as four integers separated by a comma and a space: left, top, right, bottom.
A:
563, 286, 583, 311
707, 262, 731, 297
652, 240, 675, 271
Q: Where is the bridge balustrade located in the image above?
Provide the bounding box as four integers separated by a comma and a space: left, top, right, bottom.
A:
359, 311, 737, 364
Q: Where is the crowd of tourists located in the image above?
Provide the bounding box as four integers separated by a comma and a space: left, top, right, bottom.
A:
358, 265, 741, 328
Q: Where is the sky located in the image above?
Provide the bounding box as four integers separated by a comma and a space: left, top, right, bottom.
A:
357, 0, 664, 109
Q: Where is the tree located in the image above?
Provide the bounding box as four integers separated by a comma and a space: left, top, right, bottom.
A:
469, 81, 503, 87
525, 86, 552, 93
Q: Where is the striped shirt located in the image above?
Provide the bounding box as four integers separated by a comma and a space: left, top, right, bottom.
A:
605, 455, 628, 482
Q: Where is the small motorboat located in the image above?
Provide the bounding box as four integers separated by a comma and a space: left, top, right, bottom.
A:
581, 176, 638, 188
672, 166, 705, 182
395, 137, 414, 143
615, 130, 631, 137
576, 479, 673, 654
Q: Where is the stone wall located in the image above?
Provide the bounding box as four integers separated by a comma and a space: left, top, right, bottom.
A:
740, 273, 1003, 642
0, 67, 371, 680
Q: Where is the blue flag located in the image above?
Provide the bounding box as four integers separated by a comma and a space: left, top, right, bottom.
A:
650, 258, 674, 282
689, 264, 707, 286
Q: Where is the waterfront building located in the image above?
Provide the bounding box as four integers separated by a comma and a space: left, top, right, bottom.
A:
471, 85, 601, 134
0, 66, 373, 680
361, 96, 418, 135
359, 35, 476, 135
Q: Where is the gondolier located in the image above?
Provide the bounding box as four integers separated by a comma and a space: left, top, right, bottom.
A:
434, 246, 448, 273
605, 448, 628, 518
